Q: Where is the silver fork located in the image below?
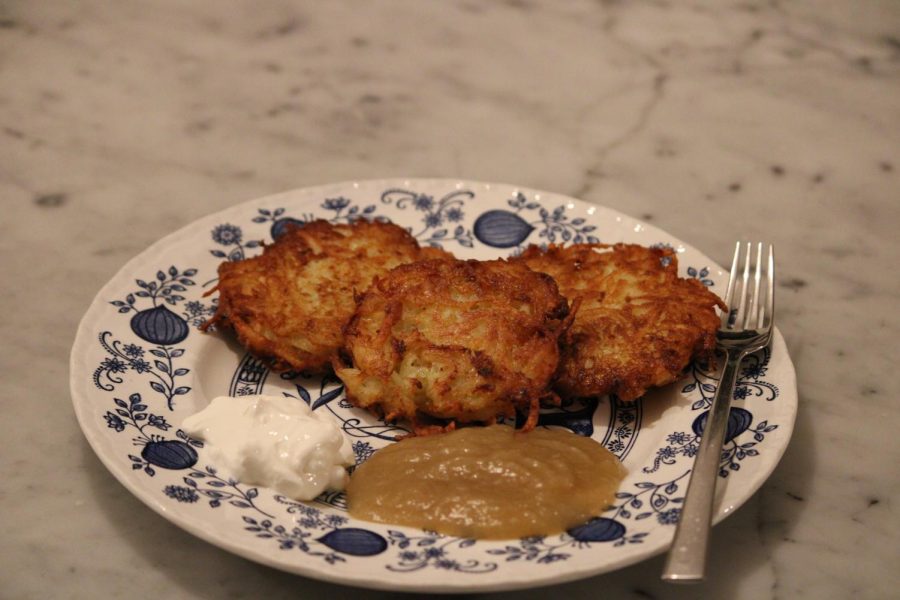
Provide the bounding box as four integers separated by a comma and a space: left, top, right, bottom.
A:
662, 242, 775, 582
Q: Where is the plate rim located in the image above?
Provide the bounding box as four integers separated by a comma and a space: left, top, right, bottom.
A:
70, 177, 798, 592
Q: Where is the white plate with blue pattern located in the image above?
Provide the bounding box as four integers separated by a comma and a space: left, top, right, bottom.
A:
70, 179, 797, 592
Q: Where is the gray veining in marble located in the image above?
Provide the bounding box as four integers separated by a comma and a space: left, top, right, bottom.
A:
2, 1, 899, 598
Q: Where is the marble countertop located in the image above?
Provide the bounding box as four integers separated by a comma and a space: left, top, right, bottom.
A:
3, 1, 898, 598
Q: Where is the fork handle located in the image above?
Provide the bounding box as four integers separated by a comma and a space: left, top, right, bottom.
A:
661, 349, 744, 582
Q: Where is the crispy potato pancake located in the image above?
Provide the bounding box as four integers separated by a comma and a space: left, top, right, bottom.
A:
333, 259, 573, 434
204, 220, 451, 373
515, 243, 726, 401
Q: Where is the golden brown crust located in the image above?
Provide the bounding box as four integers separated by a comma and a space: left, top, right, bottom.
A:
333, 259, 572, 433
514, 243, 726, 401
204, 220, 452, 373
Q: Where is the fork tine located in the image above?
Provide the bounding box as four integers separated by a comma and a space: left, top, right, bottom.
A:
722, 242, 741, 328
734, 242, 752, 328
765, 244, 775, 329
745, 242, 763, 330
743, 242, 752, 322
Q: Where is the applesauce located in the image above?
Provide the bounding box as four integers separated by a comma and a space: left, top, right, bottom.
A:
346, 425, 626, 539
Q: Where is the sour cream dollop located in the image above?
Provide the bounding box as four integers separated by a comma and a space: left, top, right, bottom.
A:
182, 394, 353, 500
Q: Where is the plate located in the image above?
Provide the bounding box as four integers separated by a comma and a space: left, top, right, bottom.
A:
70, 179, 797, 592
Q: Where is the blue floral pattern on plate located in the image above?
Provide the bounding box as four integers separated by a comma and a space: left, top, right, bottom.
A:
70, 179, 797, 593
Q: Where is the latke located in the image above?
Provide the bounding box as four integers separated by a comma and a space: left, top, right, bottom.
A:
204, 219, 450, 373
514, 243, 725, 401
333, 259, 573, 434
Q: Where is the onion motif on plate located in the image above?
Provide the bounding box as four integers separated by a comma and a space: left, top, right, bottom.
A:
567, 517, 626, 543
140, 439, 199, 470
473, 210, 535, 248
316, 528, 389, 557
103, 393, 202, 476
251, 198, 381, 243
105, 266, 201, 408
270, 216, 306, 240
130, 304, 189, 345
691, 406, 753, 443
110, 266, 198, 345
643, 406, 777, 476
474, 191, 601, 249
